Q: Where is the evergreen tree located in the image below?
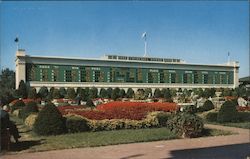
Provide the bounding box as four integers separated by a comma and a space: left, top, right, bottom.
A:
154, 88, 161, 98
18, 80, 28, 98
107, 87, 113, 98
33, 103, 66, 135
67, 88, 76, 100
59, 87, 67, 98
111, 87, 120, 100
38, 86, 48, 100
126, 88, 134, 98
53, 88, 60, 99
119, 89, 126, 98
89, 87, 98, 99
100, 88, 108, 98
28, 87, 37, 99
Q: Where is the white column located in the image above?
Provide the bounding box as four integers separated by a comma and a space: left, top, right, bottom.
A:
15, 50, 26, 89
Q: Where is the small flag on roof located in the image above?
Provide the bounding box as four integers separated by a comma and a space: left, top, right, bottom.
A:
14, 37, 19, 43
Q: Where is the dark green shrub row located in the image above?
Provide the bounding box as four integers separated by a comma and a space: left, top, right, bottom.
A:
66, 115, 89, 133
205, 112, 218, 122
238, 112, 250, 122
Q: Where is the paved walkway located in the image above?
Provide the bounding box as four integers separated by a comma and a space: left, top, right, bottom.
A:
1, 124, 250, 159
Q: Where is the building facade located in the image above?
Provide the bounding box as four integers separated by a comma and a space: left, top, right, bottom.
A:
15, 50, 240, 90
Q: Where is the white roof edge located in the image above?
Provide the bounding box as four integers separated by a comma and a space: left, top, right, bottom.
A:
23, 55, 239, 67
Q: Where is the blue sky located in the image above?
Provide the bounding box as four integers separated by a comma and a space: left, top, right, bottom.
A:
0, 1, 249, 77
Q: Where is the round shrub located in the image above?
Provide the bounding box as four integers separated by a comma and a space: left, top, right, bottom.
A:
217, 101, 239, 123
11, 100, 25, 112
33, 103, 66, 136
205, 112, 218, 122
156, 112, 171, 127
167, 112, 204, 138
199, 100, 214, 112
24, 113, 38, 128
86, 99, 95, 108
183, 105, 197, 114
66, 115, 89, 133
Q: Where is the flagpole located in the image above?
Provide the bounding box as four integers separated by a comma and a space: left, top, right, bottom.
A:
144, 38, 147, 57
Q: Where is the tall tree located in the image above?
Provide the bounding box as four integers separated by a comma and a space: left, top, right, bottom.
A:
126, 88, 134, 98
100, 88, 108, 98
67, 88, 76, 100
28, 87, 37, 99
18, 80, 28, 99
38, 86, 49, 100
0, 68, 15, 105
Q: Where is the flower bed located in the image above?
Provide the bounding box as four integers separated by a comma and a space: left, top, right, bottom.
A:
10, 98, 41, 105
237, 106, 250, 112
58, 102, 178, 120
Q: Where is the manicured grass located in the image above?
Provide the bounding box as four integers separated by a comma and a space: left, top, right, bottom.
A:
207, 122, 250, 129
8, 114, 234, 153
222, 122, 250, 129
33, 128, 177, 151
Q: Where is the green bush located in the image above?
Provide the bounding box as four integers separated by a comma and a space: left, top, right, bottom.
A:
156, 112, 171, 127
217, 101, 239, 123
198, 100, 214, 112
10, 100, 25, 112
65, 115, 89, 133
167, 112, 204, 138
238, 112, 250, 122
86, 99, 95, 108
183, 105, 197, 114
205, 112, 218, 122
88, 112, 160, 131
33, 103, 66, 136
19, 101, 39, 120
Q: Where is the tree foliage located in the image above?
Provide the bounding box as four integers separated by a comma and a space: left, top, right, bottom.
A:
28, 87, 37, 99
33, 103, 66, 135
0, 69, 15, 105
38, 86, 49, 99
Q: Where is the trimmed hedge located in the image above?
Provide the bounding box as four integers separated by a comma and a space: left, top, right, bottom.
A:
156, 112, 171, 127
198, 100, 214, 112
33, 103, 66, 136
238, 112, 250, 122
11, 100, 25, 112
205, 112, 218, 122
167, 112, 204, 138
64, 112, 162, 132
66, 115, 89, 133
217, 101, 238, 123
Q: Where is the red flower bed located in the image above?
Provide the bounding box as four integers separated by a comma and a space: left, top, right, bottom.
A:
237, 106, 250, 112
58, 102, 179, 120
97, 101, 178, 112
10, 98, 41, 105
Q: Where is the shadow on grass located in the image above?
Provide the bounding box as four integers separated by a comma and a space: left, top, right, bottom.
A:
166, 143, 250, 159
10, 139, 45, 152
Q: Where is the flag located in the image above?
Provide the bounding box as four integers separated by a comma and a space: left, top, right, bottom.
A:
142, 32, 146, 40
228, 52, 230, 57
14, 37, 19, 43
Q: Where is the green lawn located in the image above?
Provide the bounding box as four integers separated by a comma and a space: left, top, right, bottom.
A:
207, 122, 250, 129
7, 115, 234, 153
